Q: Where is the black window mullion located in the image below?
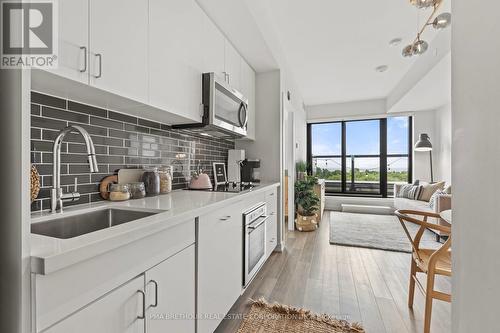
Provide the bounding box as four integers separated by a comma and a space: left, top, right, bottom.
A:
380, 118, 388, 197
306, 123, 312, 175
408, 116, 413, 183
341, 121, 347, 193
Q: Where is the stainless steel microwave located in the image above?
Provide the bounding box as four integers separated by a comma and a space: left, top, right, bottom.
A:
174, 72, 248, 138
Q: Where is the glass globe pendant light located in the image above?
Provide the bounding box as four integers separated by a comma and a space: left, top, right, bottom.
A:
432, 12, 451, 29
410, 0, 441, 9
413, 38, 428, 55
402, 44, 414, 57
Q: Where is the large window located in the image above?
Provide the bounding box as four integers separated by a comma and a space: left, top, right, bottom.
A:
307, 116, 412, 197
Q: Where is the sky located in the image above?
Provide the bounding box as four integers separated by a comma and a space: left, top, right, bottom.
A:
311, 117, 409, 171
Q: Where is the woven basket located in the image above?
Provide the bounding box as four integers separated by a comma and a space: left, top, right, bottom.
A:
295, 213, 318, 232
31, 165, 40, 203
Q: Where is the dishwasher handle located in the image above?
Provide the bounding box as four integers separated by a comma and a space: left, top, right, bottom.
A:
247, 215, 268, 230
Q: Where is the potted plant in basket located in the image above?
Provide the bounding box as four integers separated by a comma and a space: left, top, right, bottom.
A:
294, 176, 320, 231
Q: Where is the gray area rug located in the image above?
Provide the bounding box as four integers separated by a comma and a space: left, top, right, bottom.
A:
329, 211, 440, 253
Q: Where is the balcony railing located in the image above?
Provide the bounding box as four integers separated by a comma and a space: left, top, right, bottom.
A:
321, 180, 405, 197
311, 155, 409, 197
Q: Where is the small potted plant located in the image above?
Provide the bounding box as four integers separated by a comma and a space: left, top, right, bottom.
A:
295, 161, 308, 181
294, 176, 320, 231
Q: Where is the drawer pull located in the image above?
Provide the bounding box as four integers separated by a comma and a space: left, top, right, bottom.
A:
137, 290, 146, 319
79, 46, 87, 73
149, 280, 159, 308
94, 53, 102, 78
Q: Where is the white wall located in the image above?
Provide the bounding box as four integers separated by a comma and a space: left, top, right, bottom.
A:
0, 69, 31, 333
452, 1, 500, 331
236, 70, 281, 182
294, 107, 307, 162
434, 104, 452, 183
306, 98, 387, 122
413, 107, 452, 184
279, 70, 307, 163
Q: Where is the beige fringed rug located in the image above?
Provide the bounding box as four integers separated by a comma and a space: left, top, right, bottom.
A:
237, 298, 364, 333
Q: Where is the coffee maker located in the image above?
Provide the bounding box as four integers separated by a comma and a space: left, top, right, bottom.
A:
240, 159, 260, 184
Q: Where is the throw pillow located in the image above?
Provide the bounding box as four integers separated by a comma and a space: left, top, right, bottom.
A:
429, 189, 447, 210
419, 181, 446, 202
444, 184, 452, 194
397, 184, 423, 200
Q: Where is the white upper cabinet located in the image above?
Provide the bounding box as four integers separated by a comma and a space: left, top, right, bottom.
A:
49, 0, 88, 84
89, 0, 148, 103
240, 60, 256, 140
201, 14, 226, 83
149, 0, 204, 123
224, 41, 242, 91
36, 0, 254, 132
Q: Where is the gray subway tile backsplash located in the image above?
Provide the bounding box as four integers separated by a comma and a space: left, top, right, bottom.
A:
30, 91, 234, 212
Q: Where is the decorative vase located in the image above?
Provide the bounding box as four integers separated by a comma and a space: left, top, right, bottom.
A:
295, 213, 318, 232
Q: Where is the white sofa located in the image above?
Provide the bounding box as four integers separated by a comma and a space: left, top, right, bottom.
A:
393, 184, 452, 241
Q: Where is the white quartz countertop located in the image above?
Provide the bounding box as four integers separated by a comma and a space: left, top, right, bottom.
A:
30, 183, 279, 275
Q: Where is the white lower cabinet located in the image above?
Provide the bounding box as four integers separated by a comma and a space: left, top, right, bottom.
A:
42, 246, 195, 333
145, 245, 195, 333
45, 275, 145, 333
197, 202, 243, 333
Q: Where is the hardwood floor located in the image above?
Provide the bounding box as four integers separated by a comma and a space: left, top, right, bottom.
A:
216, 211, 451, 333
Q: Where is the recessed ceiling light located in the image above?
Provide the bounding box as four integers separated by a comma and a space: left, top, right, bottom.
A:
389, 38, 403, 47
375, 65, 389, 73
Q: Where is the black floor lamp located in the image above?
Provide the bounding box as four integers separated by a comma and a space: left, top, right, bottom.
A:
414, 133, 434, 183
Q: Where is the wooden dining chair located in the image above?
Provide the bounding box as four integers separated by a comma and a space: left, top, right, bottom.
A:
395, 209, 451, 333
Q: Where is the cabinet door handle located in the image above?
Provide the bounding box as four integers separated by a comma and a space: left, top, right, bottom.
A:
79, 46, 87, 73
149, 280, 159, 308
94, 53, 102, 78
137, 290, 146, 319
220, 215, 231, 221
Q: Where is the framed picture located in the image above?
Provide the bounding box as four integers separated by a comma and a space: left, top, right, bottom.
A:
213, 162, 227, 186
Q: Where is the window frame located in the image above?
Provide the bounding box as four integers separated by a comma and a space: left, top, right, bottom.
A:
306, 116, 413, 198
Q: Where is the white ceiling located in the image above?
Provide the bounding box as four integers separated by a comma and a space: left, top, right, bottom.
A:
261, 0, 450, 106
388, 52, 451, 113
197, 0, 451, 108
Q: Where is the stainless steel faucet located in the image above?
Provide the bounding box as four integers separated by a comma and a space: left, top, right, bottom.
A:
51, 125, 99, 213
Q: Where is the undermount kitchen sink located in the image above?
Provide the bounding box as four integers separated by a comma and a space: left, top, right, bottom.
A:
31, 208, 160, 239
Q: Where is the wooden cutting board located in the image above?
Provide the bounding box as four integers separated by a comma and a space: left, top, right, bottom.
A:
117, 168, 144, 184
